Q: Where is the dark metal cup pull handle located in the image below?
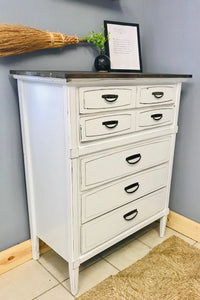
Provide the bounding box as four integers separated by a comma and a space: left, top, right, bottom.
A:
102, 120, 118, 129
123, 209, 138, 221
126, 153, 141, 164
102, 94, 119, 102
124, 182, 139, 194
151, 113, 163, 121
152, 91, 164, 99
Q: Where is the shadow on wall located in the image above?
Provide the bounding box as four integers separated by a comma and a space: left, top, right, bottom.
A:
57, 0, 121, 10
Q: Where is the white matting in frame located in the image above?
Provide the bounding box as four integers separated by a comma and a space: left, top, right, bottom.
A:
104, 21, 142, 72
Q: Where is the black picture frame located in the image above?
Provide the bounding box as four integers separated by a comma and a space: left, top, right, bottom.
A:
104, 20, 142, 72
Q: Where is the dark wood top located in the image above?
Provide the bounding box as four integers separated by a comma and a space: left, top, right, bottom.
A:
10, 70, 192, 80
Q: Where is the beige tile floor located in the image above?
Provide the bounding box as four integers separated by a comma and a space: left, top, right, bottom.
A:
0, 222, 199, 300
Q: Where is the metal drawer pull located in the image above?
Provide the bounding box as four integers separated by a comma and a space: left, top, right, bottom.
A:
152, 91, 164, 99
151, 113, 163, 121
102, 120, 118, 129
102, 94, 119, 102
123, 209, 138, 221
124, 182, 139, 194
126, 153, 141, 164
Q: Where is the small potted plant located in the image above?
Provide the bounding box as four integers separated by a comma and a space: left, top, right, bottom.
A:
83, 25, 110, 71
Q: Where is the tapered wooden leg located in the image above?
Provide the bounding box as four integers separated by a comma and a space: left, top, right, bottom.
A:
68, 262, 79, 296
31, 236, 39, 260
160, 215, 168, 238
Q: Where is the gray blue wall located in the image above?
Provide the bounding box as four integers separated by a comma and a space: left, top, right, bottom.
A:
0, 0, 199, 252
143, 1, 199, 223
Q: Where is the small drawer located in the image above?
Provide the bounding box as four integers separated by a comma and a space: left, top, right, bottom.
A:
136, 107, 174, 130
81, 164, 168, 223
80, 113, 134, 142
137, 85, 177, 106
81, 189, 166, 253
79, 87, 136, 113
81, 138, 171, 190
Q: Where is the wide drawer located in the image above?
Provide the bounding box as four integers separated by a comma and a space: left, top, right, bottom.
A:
136, 107, 174, 130
82, 164, 168, 223
79, 87, 136, 113
81, 188, 166, 253
81, 138, 171, 190
137, 85, 177, 106
80, 113, 134, 142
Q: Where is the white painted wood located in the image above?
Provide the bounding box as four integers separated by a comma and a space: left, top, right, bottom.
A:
63, 89, 81, 264
81, 138, 171, 190
164, 84, 183, 211
18, 80, 72, 261
79, 208, 169, 263
82, 164, 169, 223
76, 127, 177, 158
13, 75, 67, 85
69, 77, 188, 87
71, 78, 188, 87
31, 236, 40, 260
137, 85, 177, 106
160, 215, 168, 237
13, 74, 187, 295
79, 86, 136, 113
68, 262, 79, 296
80, 112, 134, 141
17, 80, 40, 260
81, 188, 166, 253
136, 107, 175, 130
13, 74, 188, 86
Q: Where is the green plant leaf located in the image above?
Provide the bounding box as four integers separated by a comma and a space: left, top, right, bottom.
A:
82, 25, 110, 51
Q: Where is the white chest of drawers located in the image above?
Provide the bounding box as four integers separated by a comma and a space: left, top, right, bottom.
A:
11, 71, 191, 295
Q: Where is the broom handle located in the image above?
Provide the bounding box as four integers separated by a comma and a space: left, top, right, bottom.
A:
78, 38, 87, 42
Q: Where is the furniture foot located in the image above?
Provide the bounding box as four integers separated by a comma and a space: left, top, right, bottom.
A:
68, 262, 79, 296
31, 236, 40, 260
160, 215, 168, 237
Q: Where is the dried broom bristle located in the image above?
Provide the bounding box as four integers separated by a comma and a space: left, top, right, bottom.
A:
0, 24, 85, 57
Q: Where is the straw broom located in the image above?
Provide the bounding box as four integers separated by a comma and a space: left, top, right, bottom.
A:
0, 24, 86, 57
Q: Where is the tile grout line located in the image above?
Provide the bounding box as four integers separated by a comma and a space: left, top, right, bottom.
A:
60, 256, 121, 297
101, 257, 121, 272
59, 232, 199, 299
32, 224, 160, 299
97, 225, 158, 259
60, 257, 112, 295
60, 257, 121, 299
135, 237, 153, 249
31, 282, 60, 300
61, 236, 155, 297
37, 260, 66, 284
60, 281, 75, 297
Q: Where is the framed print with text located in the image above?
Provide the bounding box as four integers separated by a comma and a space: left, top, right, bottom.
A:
104, 20, 142, 72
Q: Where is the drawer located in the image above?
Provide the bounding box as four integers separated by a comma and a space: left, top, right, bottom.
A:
136, 107, 175, 130
82, 164, 168, 223
80, 113, 134, 142
137, 85, 177, 106
81, 138, 171, 190
79, 87, 136, 113
81, 188, 166, 253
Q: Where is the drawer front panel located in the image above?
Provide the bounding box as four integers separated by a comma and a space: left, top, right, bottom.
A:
81, 189, 166, 253
136, 107, 174, 130
137, 85, 177, 106
79, 87, 136, 113
81, 138, 171, 190
80, 113, 134, 142
82, 164, 168, 223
